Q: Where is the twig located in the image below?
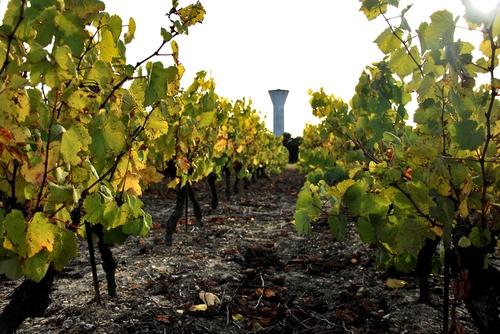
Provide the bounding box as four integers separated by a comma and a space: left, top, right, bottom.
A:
0, 0, 26, 75
479, 25, 498, 223
98, 30, 179, 110
35, 92, 59, 210
253, 274, 265, 309
285, 305, 313, 329
392, 183, 441, 228
380, 8, 424, 77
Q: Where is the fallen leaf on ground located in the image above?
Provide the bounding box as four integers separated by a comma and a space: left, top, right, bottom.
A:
199, 291, 221, 306
189, 304, 208, 312
154, 314, 171, 324
385, 278, 407, 289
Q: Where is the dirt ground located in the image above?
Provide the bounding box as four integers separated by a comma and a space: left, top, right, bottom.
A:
0, 166, 480, 333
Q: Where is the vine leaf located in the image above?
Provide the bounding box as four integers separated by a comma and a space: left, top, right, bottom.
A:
375, 27, 402, 54
3, 210, 27, 257
26, 213, 55, 258
450, 120, 484, 150
124, 17, 136, 44
61, 124, 92, 165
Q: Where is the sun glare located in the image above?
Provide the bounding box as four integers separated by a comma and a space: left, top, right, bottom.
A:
468, 0, 500, 14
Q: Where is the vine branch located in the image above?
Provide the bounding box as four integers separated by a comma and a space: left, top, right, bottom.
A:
0, 0, 26, 75
380, 8, 424, 77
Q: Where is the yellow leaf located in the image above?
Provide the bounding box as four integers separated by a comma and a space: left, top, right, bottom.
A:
178, 3, 206, 26
189, 304, 208, 312
177, 157, 190, 174
100, 30, 120, 62
458, 199, 469, 218
199, 291, 221, 306
47, 141, 61, 171
21, 163, 45, 186
437, 181, 451, 196
123, 173, 142, 196
214, 137, 227, 153
26, 213, 55, 258
430, 226, 443, 237
171, 40, 179, 63
479, 39, 493, 58
167, 177, 180, 189
3, 238, 16, 252
140, 166, 164, 184
386, 278, 407, 289
236, 145, 244, 153
11, 127, 29, 143
232, 313, 244, 321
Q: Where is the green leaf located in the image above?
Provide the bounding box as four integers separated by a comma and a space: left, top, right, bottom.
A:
198, 111, 216, 128
102, 202, 128, 230
54, 12, 85, 55
124, 195, 142, 219
144, 108, 168, 139
450, 120, 484, 150
0, 258, 23, 280
52, 229, 77, 271
375, 28, 402, 54
83, 193, 104, 224
90, 114, 127, 157
102, 228, 127, 244
161, 27, 172, 42
145, 62, 169, 106
469, 227, 491, 248
124, 17, 136, 44
3, 210, 27, 258
53, 45, 76, 74
419, 10, 455, 51
21, 250, 50, 282
294, 183, 321, 234
458, 236, 472, 248
47, 183, 74, 204
2, 0, 22, 28
65, 0, 105, 22
107, 15, 122, 42
294, 209, 312, 235
356, 217, 376, 243
86, 61, 113, 88
389, 47, 419, 77
122, 214, 150, 236
34, 7, 57, 47
61, 123, 92, 165
395, 218, 425, 256
343, 182, 366, 215
493, 13, 500, 38
360, 0, 386, 21
328, 214, 347, 240
27, 44, 48, 63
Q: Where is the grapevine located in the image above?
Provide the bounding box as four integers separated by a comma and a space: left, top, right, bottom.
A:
295, 1, 499, 332
0, 1, 288, 332
0, 0, 206, 332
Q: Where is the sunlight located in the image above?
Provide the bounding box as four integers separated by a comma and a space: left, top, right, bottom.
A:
467, 0, 500, 14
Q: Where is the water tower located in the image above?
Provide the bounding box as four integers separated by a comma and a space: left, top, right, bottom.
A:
269, 89, 289, 136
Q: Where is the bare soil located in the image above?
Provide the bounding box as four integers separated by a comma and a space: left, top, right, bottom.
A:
0, 166, 479, 333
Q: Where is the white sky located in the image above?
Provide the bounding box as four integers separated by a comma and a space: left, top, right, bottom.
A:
105, 0, 498, 136
1, 0, 498, 135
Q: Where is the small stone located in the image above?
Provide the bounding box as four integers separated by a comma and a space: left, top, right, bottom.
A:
83, 323, 95, 331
